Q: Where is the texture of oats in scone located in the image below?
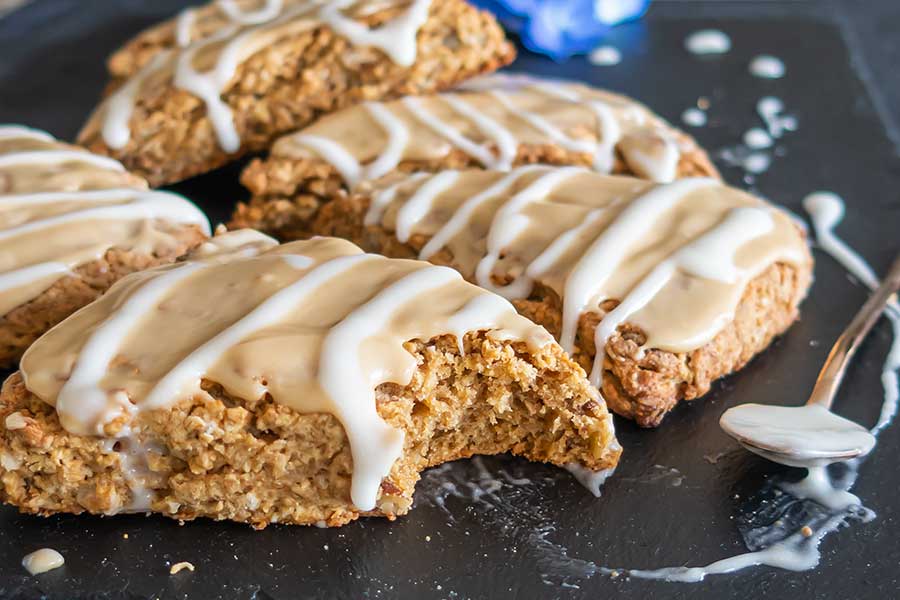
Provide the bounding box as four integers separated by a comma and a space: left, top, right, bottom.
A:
302, 167, 813, 426
0, 233, 620, 528
0, 125, 210, 368
76, 0, 516, 187
231, 73, 719, 240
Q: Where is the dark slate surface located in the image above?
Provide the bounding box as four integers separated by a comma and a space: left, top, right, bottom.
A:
0, 2, 899, 599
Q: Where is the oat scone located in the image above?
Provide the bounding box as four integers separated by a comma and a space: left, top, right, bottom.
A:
76, 0, 515, 187
232, 73, 719, 240
0, 125, 210, 368
303, 167, 813, 426
0, 234, 620, 528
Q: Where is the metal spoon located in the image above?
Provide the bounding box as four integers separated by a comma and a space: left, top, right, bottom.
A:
720, 253, 900, 468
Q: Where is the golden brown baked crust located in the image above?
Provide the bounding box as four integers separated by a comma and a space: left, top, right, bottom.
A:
77, 0, 516, 187
0, 332, 620, 528
296, 193, 813, 427
231, 138, 720, 240
0, 226, 207, 368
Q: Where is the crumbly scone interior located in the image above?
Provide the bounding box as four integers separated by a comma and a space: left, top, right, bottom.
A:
0, 331, 617, 528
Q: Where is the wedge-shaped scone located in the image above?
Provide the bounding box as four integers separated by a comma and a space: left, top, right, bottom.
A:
305, 167, 813, 426
76, 0, 516, 186
232, 73, 719, 240
0, 233, 620, 528
0, 125, 210, 368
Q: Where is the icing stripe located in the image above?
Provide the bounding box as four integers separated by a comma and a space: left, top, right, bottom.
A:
559, 178, 717, 352
588, 206, 775, 385
55, 263, 209, 435
0, 150, 125, 172
0, 125, 55, 142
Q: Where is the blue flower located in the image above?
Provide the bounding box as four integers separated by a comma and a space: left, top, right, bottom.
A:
471, 0, 650, 60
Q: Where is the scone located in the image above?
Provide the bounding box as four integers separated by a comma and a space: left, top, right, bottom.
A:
303, 167, 813, 426
232, 73, 719, 240
0, 125, 210, 367
0, 233, 621, 528
76, 0, 516, 186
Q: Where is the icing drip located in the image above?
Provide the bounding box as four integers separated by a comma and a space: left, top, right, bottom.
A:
91, 0, 435, 152
21, 237, 554, 512
0, 128, 210, 315
365, 167, 808, 383
274, 73, 688, 188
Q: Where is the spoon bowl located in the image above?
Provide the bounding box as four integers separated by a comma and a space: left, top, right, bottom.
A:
720, 403, 876, 468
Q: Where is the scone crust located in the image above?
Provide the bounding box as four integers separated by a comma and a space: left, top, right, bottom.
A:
77, 0, 516, 186
231, 138, 720, 239
297, 193, 814, 427
0, 332, 620, 527
0, 225, 208, 368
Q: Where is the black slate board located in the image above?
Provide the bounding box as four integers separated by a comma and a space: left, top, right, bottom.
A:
1, 2, 899, 599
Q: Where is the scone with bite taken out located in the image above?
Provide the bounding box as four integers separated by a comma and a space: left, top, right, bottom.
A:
0, 232, 620, 528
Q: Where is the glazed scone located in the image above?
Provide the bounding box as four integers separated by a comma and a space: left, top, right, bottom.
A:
76, 0, 515, 186
0, 233, 621, 528
232, 73, 719, 240
0, 125, 210, 368
303, 167, 813, 426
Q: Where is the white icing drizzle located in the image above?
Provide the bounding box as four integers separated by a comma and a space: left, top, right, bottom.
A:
0, 131, 211, 314
402, 97, 505, 170
276, 73, 686, 189
418, 166, 544, 261
589, 206, 775, 385
55, 263, 210, 436
559, 178, 717, 353
0, 150, 125, 172
174, 9, 197, 47
322, 0, 432, 67
96, 0, 435, 152
395, 170, 460, 243
317, 262, 459, 509
218, 0, 285, 24
0, 125, 55, 142
475, 167, 587, 300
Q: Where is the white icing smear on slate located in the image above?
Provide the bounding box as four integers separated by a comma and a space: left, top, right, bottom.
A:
588, 45, 621, 66
681, 107, 707, 127
750, 55, 786, 79
685, 29, 731, 55
22, 548, 65, 575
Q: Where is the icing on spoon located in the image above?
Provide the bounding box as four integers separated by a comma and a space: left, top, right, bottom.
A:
720, 254, 900, 467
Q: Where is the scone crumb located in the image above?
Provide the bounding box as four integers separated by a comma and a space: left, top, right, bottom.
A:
801, 526, 813, 538
4, 412, 27, 430
169, 561, 195, 575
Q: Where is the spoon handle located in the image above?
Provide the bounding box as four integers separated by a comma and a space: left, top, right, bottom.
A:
809, 253, 900, 409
